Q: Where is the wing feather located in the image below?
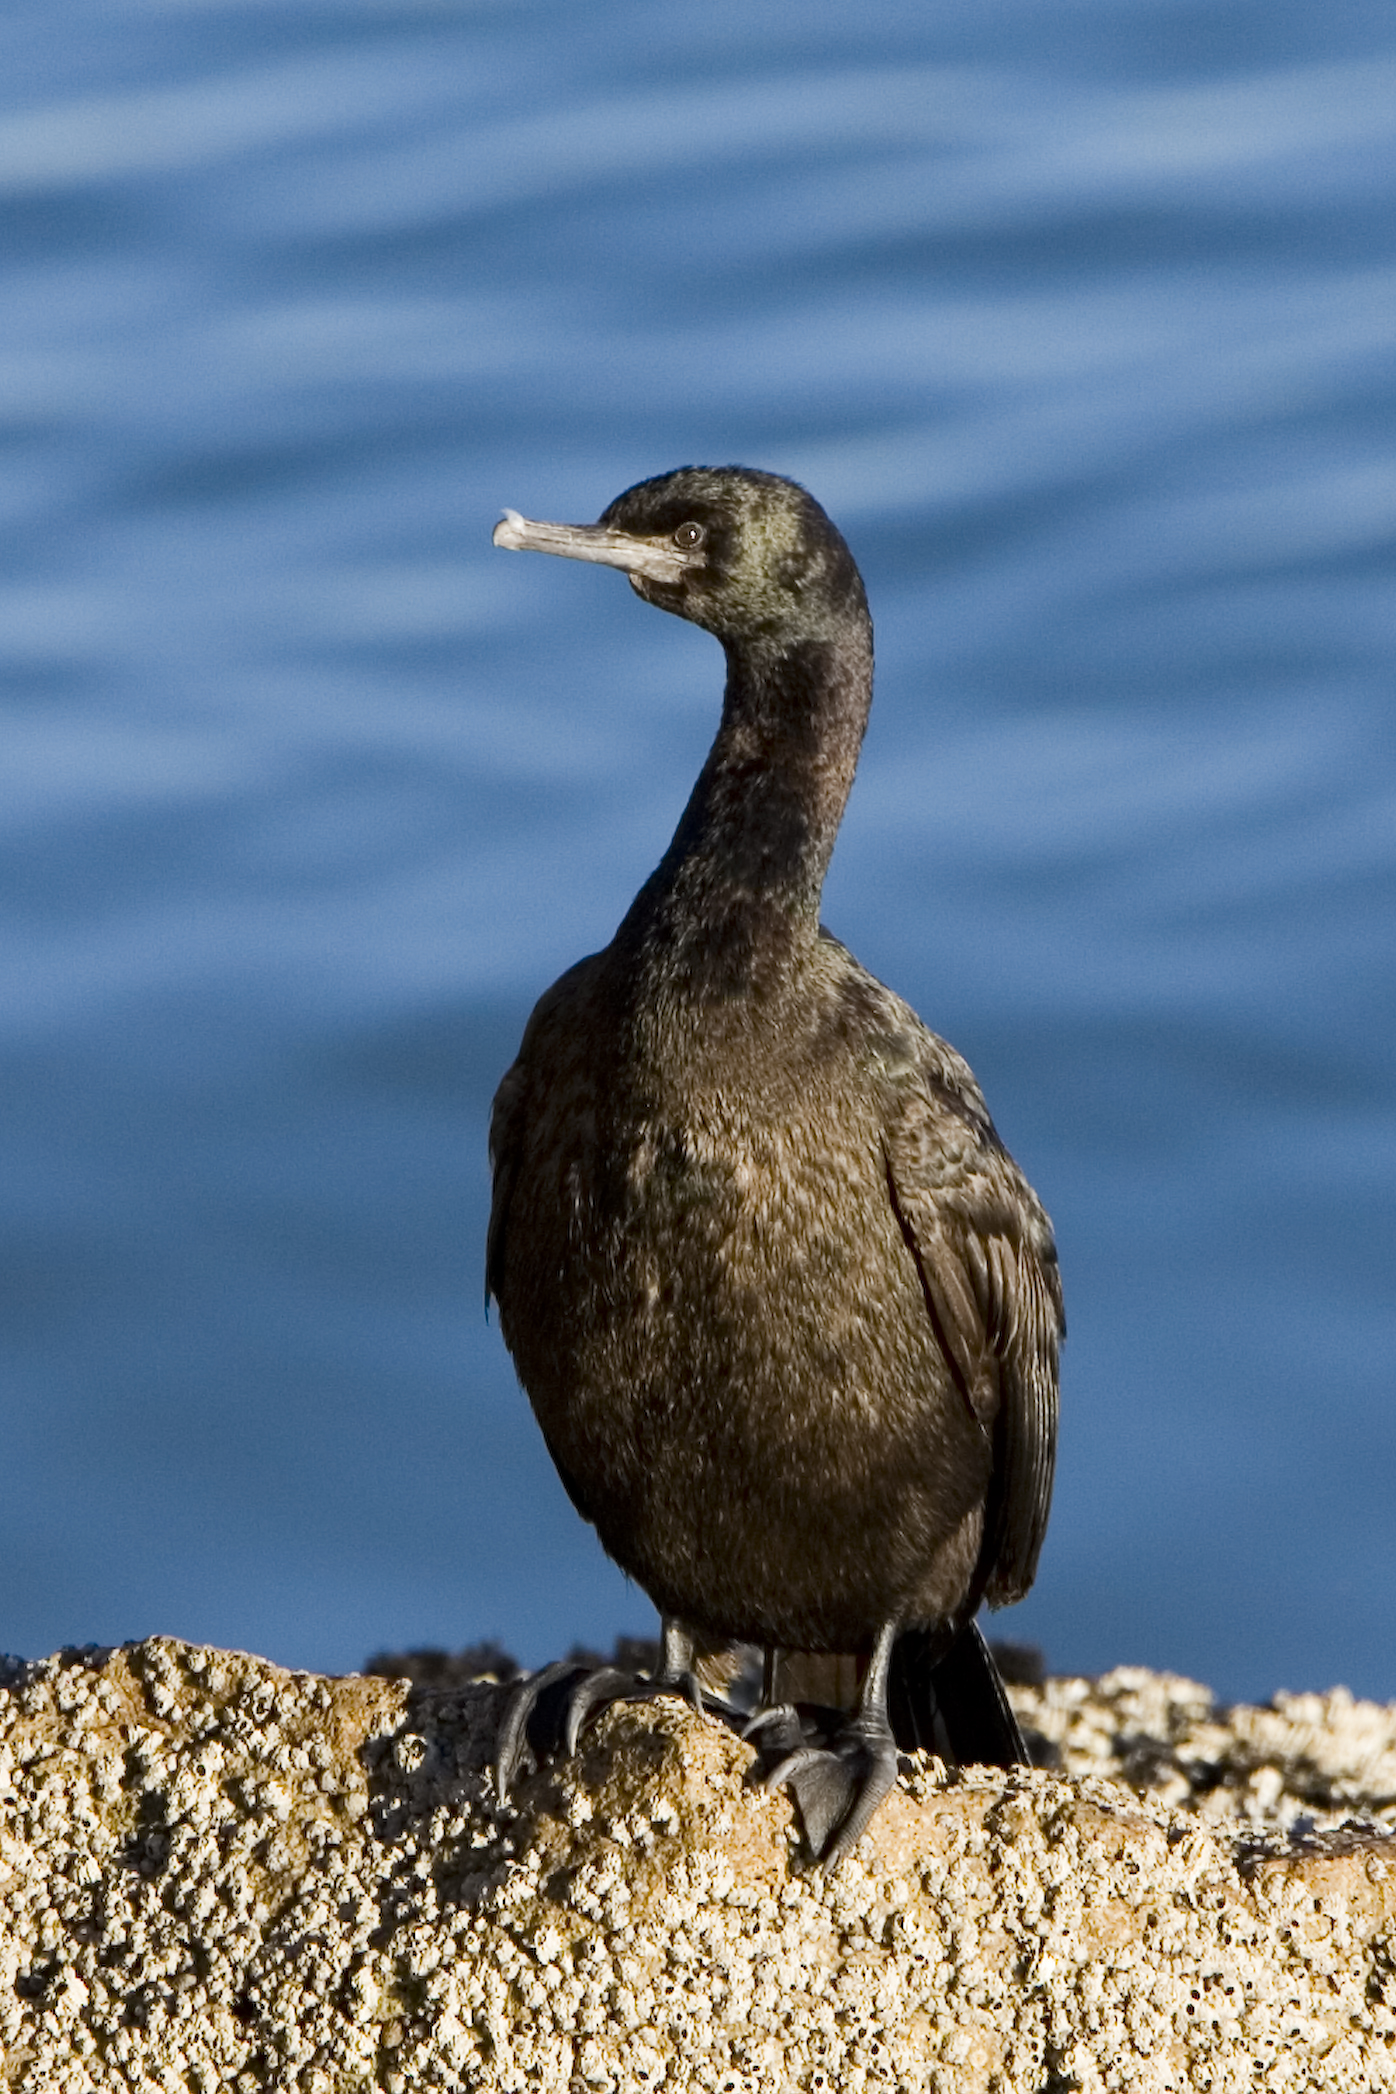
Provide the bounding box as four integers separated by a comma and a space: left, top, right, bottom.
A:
882, 1052, 1063, 1607
486, 952, 604, 1314
485, 1056, 529, 1311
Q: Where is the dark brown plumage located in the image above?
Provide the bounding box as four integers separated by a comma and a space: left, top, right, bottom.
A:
487, 467, 1063, 1862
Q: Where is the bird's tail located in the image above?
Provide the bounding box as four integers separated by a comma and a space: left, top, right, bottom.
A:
887, 1619, 1028, 1767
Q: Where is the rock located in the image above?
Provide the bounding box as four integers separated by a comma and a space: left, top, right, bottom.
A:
2, 1637, 1395, 2090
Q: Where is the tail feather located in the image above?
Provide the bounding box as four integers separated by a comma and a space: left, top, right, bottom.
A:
888, 1620, 1028, 1767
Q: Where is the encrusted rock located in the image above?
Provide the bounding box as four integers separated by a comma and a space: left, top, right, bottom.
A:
2, 1637, 1395, 2090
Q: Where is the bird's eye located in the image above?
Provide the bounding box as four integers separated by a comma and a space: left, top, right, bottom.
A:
673, 521, 705, 550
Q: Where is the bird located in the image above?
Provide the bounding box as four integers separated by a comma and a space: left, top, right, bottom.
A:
486, 466, 1063, 1864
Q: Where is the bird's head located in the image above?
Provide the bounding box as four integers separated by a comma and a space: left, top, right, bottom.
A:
494, 466, 867, 652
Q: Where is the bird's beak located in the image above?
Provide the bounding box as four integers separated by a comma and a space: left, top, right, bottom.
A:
493, 510, 691, 586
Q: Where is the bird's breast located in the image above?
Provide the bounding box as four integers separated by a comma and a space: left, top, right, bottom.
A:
509, 1064, 933, 1429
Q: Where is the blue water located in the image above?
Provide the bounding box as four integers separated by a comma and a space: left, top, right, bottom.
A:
3, 1, 1393, 1705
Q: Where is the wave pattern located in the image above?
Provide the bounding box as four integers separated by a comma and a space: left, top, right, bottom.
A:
1, 0, 1393, 1697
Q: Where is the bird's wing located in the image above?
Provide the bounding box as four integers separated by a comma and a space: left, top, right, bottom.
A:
486, 952, 602, 1313
485, 1054, 529, 1311
881, 1035, 1064, 1607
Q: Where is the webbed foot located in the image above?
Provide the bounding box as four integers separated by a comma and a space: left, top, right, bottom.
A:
749, 1621, 904, 1866
761, 1705, 900, 1865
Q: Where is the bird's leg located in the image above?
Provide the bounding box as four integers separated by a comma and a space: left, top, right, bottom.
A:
742, 1644, 784, 1732
761, 1645, 780, 1705
742, 1645, 809, 1759
494, 1615, 710, 1802
759, 1620, 901, 1866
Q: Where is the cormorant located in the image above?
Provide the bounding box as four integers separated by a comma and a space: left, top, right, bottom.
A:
487, 467, 1063, 1864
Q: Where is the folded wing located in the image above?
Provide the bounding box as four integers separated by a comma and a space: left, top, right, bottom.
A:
880, 1040, 1063, 1608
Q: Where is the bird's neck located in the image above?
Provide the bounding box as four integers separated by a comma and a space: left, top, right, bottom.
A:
617, 623, 874, 997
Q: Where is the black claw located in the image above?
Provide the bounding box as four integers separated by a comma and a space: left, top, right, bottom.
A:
743, 1701, 805, 1754
561, 1666, 634, 1755
744, 1699, 845, 1755
494, 1658, 589, 1800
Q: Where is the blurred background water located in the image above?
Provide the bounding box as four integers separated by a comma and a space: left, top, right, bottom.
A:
2, 0, 1393, 1704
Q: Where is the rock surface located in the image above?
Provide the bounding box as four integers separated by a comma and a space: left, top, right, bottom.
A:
3, 1637, 1396, 2091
